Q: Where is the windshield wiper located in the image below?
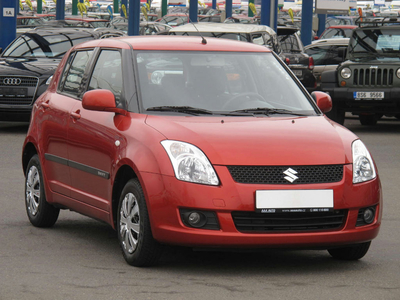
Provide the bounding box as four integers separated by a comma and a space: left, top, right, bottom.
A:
231, 108, 308, 116
146, 106, 214, 115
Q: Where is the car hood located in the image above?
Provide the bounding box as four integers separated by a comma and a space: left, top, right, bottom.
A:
0, 57, 60, 77
145, 115, 357, 166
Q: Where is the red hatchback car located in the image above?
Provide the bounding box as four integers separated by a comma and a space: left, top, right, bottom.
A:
22, 36, 382, 267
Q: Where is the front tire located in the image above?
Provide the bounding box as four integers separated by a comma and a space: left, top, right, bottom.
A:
25, 155, 59, 227
328, 241, 371, 260
117, 179, 163, 267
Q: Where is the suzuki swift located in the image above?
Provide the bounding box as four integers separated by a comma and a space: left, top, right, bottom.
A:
22, 36, 382, 267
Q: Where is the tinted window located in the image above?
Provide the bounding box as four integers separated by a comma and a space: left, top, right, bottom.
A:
305, 45, 345, 65
278, 34, 301, 52
2, 32, 94, 58
88, 50, 122, 103
60, 50, 94, 97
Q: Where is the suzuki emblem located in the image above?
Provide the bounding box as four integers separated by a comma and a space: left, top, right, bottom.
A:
283, 168, 298, 183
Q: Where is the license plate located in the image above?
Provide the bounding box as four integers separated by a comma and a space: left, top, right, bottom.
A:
255, 190, 333, 213
293, 70, 302, 76
353, 91, 384, 99
0, 87, 27, 98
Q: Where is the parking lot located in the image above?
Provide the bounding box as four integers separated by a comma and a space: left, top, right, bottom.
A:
0, 116, 399, 300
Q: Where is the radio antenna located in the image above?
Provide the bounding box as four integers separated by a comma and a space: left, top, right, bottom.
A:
186, 13, 207, 44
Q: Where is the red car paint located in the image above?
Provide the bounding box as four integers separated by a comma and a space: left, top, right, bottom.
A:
23, 36, 382, 265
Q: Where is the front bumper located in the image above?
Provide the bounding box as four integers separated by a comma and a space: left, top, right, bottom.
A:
141, 164, 382, 249
0, 105, 32, 122
326, 87, 400, 114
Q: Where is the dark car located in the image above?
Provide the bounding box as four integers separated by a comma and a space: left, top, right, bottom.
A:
0, 27, 125, 122
321, 17, 400, 125
277, 26, 316, 91
305, 38, 349, 90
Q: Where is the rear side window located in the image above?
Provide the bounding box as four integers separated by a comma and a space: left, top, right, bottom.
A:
59, 50, 94, 97
305, 45, 345, 65
88, 50, 122, 104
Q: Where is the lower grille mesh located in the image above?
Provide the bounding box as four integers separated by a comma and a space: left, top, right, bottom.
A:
232, 210, 346, 233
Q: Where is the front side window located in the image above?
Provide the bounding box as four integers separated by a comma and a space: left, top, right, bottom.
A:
88, 50, 122, 103
136, 51, 317, 114
60, 50, 94, 97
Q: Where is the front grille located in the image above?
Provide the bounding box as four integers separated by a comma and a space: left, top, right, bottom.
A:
232, 210, 346, 233
0, 76, 38, 106
0, 98, 33, 105
352, 67, 394, 87
0, 76, 38, 87
227, 165, 343, 185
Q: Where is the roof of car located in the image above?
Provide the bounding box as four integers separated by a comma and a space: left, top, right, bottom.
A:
306, 38, 350, 48
169, 23, 276, 34
21, 27, 125, 39
325, 25, 357, 29
73, 35, 273, 52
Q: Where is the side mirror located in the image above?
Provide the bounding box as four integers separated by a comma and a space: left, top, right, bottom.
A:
311, 91, 332, 113
82, 89, 126, 115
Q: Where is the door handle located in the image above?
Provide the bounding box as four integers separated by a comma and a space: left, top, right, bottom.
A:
70, 110, 81, 120
40, 100, 50, 110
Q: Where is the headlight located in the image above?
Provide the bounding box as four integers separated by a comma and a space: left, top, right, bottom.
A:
161, 140, 219, 186
45, 75, 53, 85
396, 68, 400, 79
340, 67, 351, 79
352, 140, 376, 183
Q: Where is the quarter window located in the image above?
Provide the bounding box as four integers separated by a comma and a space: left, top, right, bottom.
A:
60, 50, 94, 97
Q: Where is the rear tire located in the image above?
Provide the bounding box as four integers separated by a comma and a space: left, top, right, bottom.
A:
25, 155, 59, 227
328, 241, 371, 260
325, 105, 345, 125
117, 179, 163, 267
359, 114, 378, 126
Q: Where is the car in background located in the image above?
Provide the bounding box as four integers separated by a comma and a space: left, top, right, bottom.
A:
22, 35, 381, 267
277, 26, 316, 92
317, 25, 357, 41
17, 15, 44, 28
110, 22, 172, 35
224, 15, 259, 24
169, 23, 283, 59
198, 15, 223, 23
325, 16, 357, 27
0, 27, 125, 122
304, 38, 349, 90
65, 17, 110, 28
156, 14, 190, 27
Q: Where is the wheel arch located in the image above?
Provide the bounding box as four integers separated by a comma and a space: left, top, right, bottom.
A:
111, 165, 138, 229
22, 142, 38, 175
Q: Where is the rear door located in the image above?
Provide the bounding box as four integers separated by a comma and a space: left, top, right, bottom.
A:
39, 52, 88, 197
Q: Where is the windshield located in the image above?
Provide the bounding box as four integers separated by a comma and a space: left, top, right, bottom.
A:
348, 28, 400, 59
2, 32, 94, 58
135, 51, 317, 115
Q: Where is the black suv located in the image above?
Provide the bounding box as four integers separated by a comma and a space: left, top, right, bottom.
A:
321, 17, 400, 125
0, 27, 124, 122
